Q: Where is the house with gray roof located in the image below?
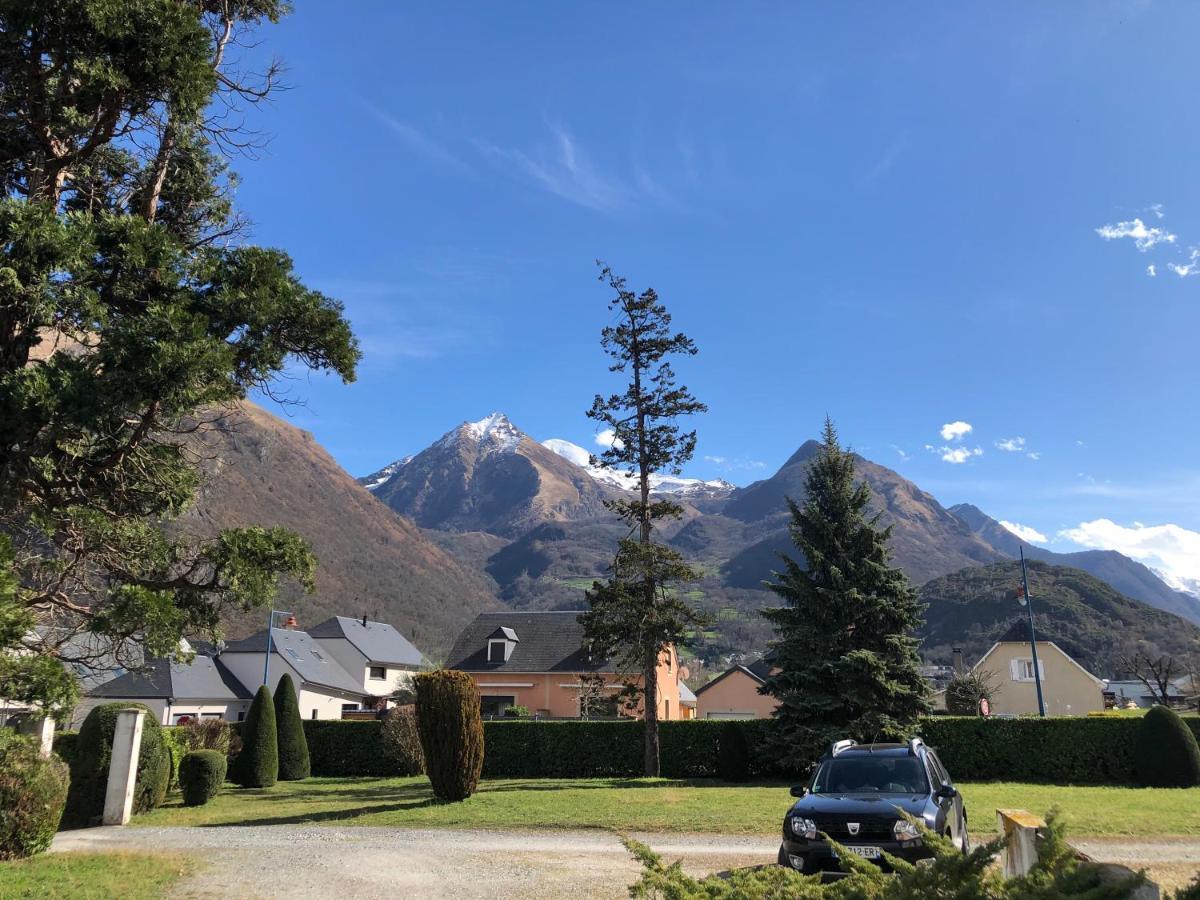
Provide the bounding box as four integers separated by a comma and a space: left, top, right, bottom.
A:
445, 611, 687, 720
308, 615, 426, 700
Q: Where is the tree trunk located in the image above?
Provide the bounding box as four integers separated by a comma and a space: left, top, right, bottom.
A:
643, 641, 660, 777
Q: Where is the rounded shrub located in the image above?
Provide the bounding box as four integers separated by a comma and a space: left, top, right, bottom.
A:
0, 730, 69, 859
1134, 705, 1200, 787
945, 671, 994, 717
233, 685, 278, 788
414, 669, 484, 802
716, 722, 750, 782
273, 674, 310, 781
381, 706, 425, 776
60, 702, 168, 829
179, 750, 227, 807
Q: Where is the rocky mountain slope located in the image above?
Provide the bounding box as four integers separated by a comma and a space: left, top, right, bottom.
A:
918, 560, 1200, 677
185, 402, 496, 658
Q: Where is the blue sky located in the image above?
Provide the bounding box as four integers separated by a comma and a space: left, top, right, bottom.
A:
234, 3, 1200, 586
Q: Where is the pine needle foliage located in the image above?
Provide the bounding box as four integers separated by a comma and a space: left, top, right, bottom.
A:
273, 673, 310, 781
414, 670, 483, 802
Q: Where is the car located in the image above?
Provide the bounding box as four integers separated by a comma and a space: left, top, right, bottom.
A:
777, 737, 968, 875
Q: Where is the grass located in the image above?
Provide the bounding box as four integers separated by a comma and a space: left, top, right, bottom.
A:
0, 852, 193, 899
135, 776, 1200, 837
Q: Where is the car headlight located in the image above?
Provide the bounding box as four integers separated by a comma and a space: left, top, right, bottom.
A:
790, 816, 818, 839
893, 819, 921, 841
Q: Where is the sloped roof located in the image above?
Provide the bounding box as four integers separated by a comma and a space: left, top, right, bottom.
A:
308, 616, 425, 667
694, 662, 768, 696
678, 682, 697, 704
222, 628, 364, 694
89, 655, 251, 701
445, 611, 618, 673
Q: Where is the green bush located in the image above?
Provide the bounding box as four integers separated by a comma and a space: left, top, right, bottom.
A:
233, 685, 278, 788
944, 671, 994, 716
60, 703, 169, 829
180, 718, 240, 756
51, 731, 77, 767
716, 723, 750, 782
178, 750, 227, 807
381, 707, 424, 776
160, 726, 186, 794
1134, 705, 1200, 788
273, 674, 310, 781
415, 670, 484, 801
0, 731, 69, 860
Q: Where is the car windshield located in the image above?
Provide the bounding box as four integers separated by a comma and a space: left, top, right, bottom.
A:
811, 757, 929, 794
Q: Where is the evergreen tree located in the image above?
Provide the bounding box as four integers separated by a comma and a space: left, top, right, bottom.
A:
272, 674, 309, 781
234, 685, 278, 788
580, 263, 708, 777
0, 2, 358, 712
761, 419, 929, 769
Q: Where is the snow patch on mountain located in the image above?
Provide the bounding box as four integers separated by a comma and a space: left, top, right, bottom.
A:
541, 438, 734, 498
360, 457, 411, 492
439, 412, 523, 454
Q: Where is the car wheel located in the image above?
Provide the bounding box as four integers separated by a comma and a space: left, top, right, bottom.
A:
960, 830, 970, 854
777, 844, 789, 867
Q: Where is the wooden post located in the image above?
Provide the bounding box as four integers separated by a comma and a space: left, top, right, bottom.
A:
102, 708, 145, 826
996, 808, 1045, 877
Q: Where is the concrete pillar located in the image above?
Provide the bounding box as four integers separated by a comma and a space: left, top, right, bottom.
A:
996, 808, 1044, 877
17, 715, 55, 758
102, 708, 145, 826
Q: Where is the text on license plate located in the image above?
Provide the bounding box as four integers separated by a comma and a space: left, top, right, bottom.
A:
844, 845, 881, 859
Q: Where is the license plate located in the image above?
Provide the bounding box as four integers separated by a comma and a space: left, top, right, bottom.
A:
844, 845, 881, 859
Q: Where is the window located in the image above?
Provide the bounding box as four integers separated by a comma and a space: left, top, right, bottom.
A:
479, 695, 515, 717
311, 649, 326, 662
311, 709, 318, 720
201, 712, 222, 720
369, 666, 386, 680
487, 640, 506, 663
237, 711, 246, 722
172, 713, 194, 725
1010, 658, 1045, 682
341, 703, 360, 715
285, 647, 302, 661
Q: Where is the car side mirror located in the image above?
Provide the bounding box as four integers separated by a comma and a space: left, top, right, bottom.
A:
789, 785, 809, 798
937, 782, 958, 799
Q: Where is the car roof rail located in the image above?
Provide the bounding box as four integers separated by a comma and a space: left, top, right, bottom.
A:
908, 737, 925, 756
827, 739, 857, 758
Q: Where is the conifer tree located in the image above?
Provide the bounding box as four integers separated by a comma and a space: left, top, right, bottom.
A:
272, 674, 309, 781
234, 685, 278, 788
761, 419, 929, 769
580, 263, 708, 777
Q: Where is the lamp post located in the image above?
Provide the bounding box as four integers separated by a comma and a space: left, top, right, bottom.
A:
1018, 547, 1047, 717
262, 609, 295, 687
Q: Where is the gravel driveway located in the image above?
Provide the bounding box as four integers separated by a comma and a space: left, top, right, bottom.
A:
51, 826, 1200, 899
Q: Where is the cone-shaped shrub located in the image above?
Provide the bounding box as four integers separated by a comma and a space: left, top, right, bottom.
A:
179, 750, 227, 806
273, 674, 310, 781
716, 722, 750, 782
0, 731, 69, 859
234, 685, 278, 788
414, 669, 483, 801
60, 702, 168, 829
1135, 705, 1200, 787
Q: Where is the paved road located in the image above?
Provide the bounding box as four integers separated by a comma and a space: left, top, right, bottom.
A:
50, 826, 1200, 899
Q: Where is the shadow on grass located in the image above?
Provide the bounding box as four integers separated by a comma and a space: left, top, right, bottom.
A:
196, 797, 442, 827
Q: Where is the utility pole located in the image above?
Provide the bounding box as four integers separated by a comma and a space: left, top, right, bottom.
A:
1019, 546, 1046, 717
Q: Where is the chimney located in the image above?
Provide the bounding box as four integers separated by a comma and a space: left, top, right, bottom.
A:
952, 647, 964, 674
285, 614, 297, 630
362, 612, 368, 628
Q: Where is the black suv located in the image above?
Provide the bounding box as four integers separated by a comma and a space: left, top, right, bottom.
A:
778, 738, 968, 875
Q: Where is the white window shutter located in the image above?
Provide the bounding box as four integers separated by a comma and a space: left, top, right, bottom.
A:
1010, 659, 1021, 681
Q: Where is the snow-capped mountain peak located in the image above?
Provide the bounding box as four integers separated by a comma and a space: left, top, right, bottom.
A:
541, 437, 735, 499
360, 457, 411, 492
439, 412, 524, 454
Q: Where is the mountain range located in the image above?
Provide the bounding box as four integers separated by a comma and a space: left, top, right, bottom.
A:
355, 412, 1200, 675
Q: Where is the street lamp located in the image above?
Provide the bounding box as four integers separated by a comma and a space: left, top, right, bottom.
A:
262, 609, 296, 687
1017, 547, 1046, 717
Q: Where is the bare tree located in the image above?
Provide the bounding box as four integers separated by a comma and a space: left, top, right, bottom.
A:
1121, 649, 1180, 706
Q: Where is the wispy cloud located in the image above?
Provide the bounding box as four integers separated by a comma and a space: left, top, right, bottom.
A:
996, 436, 1026, 452
940, 421, 973, 441
1147, 264, 1157, 277
353, 98, 469, 173
858, 134, 909, 189
1095, 217, 1176, 251
703, 454, 766, 472
1168, 248, 1200, 278
1059, 518, 1200, 590
1000, 520, 1048, 544
890, 445, 910, 461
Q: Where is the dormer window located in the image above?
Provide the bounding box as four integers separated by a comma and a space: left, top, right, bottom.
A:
485, 626, 519, 664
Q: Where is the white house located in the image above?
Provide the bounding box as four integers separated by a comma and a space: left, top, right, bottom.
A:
308, 615, 426, 698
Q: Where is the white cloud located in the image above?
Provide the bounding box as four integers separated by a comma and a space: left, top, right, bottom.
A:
1147, 264, 1157, 277
1026, 451, 1041, 461
1095, 218, 1177, 251
1168, 249, 1200, 278
354, 98, 468, 172
996, 437, 1026, 452
1149, 203, 1165, 219
595, 428, 625, 450
704, 454, 766, 471
541, 438, 591, 467
940, 421, 973, 441
1058, 519, 1200, 593
704, 455, 727, 465
1000, 521, 1048, 544
890, 445, 910, 461
939, 446, 983, 465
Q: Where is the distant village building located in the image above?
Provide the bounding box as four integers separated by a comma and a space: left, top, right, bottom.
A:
694, 657, 779, 720
70, 615, 425, 725
446, 611, 685, 719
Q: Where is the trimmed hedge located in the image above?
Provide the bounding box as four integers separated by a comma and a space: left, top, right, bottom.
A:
52, 731, 78, 767
160, 726, 187, 792
1134, 706, 1200, 787
233, 685, 277, 788
305, 721, 394, 776
273, 674, 310, 781
179, 750, 227, 806
0, 730, 69, 859
414, 670, 484, 802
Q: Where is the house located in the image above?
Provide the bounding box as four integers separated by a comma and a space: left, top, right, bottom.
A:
1103, 679, 1188, 710
694, 657, 780, 720
70, 653, 252, 728
678, 681, 697, 720
935, 622, 1106, 716
72, 615, 426, 723
445, 611, 685, 719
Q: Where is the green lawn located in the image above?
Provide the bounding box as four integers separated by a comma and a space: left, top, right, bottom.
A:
135, 776, 1200, 837
0, 852, 193, 899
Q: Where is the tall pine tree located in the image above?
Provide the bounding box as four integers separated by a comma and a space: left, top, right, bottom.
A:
580, 263, 708, 777
761, 419, 929, 769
